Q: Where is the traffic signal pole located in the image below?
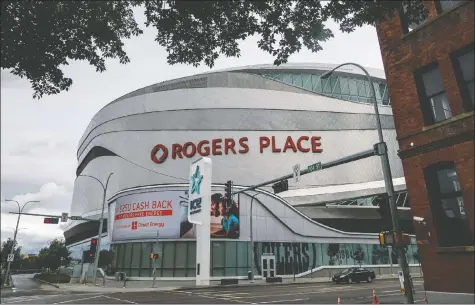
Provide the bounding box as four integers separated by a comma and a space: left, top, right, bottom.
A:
322, 62, 414, 304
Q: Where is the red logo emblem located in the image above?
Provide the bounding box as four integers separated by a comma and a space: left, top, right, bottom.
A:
131, 221, 138, 230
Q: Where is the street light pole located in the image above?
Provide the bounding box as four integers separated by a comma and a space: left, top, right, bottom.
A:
248, 192, 261, 283
152, 230, 159, 288
322, 63, 415, 304
2, 200, 39, 287
77, 172, 114, 286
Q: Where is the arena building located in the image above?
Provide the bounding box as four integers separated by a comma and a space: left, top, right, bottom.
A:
65, 63, 420, 279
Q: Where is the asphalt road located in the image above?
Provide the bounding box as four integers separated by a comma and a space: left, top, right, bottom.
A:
1, 274, 91, 301
1, 278, 427, 304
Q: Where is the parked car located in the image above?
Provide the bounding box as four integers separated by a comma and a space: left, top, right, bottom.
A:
332, 267, 376, 284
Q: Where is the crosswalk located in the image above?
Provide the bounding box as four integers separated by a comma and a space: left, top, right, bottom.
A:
1, 295, 42, 304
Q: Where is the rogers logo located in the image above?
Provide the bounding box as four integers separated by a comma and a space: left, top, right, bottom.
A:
150, 144, 169, 164
131, 221, 138, 230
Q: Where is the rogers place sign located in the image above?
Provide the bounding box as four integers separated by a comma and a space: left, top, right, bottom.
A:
151, 136, 322, 164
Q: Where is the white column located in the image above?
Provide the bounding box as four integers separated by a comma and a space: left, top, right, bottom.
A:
188, 157, 212, 286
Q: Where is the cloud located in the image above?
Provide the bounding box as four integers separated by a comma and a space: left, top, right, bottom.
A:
1, 182, 72, 253
1, 136, 77, 187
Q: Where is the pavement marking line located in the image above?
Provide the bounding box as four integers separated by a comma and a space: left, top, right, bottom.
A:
103, 295, 137, 304
1, 296, 40, 301
195, 293, 254, 304
3, 297, 39, 304
235, 283, 406, 299
258, 298, 310, 304
53, 295, 104, 304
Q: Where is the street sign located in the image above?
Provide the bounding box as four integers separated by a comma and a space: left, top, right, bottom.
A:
70, 216, 83, 220
293, 164, 300, 182
7, 254, 14, 262
61, 212, 69, 222
307, 162, 322, 173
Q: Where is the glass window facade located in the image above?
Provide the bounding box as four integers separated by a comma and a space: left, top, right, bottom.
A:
260, 72, 390, 106
109, 240, 420, 277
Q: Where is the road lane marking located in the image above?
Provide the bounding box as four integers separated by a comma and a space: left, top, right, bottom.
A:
258, 298, 310, 304
54, 295, 104, 304
235, 283, 408, 299
2, 297, 39, 304
103, 295, 137, 304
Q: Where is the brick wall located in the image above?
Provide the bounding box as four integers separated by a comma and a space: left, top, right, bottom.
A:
376, 1, 474, 295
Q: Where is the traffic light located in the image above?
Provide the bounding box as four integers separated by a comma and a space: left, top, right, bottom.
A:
149, 253, 159, 259
379, 231, 411, 247
44, 217, 59, 224
225, 180, 233, 206
89, 238, 98, 258
375, 195, 392, 230
272, 180, 289, 194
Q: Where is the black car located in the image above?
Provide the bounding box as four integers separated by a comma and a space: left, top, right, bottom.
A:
332, 267, 376, 284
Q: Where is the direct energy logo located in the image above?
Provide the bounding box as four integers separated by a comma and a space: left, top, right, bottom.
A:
131, 221, 138, 230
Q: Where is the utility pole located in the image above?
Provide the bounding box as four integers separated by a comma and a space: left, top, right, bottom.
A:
322, 63, 415, 304
152, 230, 160, 288
248, 193, 261, 283
2, 200, 39, 288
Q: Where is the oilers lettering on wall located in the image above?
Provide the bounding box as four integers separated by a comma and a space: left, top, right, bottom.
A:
189, 166, 203, 215
254, 242, 316, 275
151, 136, 323, 164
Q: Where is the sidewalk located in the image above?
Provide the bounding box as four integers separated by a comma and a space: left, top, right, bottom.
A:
40, 273, 423, 294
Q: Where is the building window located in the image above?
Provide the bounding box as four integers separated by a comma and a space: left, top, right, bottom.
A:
451, 44, 474, 111
414, 63, 452, 125
399, 2, 428, 34
435, 0, 465, 14
424, 162, 473, 247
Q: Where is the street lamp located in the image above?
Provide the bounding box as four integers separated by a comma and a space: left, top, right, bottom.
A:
77, 172, 114, 286
2, 199, 39, 287
321, 63, 415, 304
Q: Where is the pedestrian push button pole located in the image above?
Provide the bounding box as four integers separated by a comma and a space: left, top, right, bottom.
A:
379, 231, 411, 247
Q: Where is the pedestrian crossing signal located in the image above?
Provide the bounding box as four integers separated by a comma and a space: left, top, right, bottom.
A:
149, 253, 159, 259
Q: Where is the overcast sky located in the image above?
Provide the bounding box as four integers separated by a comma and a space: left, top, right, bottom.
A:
0, 7, 384, 254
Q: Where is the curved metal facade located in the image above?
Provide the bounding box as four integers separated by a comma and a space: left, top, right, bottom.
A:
65, 63, 404, 244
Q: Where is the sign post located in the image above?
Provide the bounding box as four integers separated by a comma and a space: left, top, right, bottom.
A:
292, 164, 300, 183
188, 157, 212, 286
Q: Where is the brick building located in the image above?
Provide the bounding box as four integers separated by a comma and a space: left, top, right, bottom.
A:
376, 0, 474, 303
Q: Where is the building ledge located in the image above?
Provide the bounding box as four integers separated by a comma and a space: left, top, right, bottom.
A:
422, 111, 474, 132
436, 245, 475, 253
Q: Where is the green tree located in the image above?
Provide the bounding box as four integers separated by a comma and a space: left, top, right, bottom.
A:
1, 0, 428, 99
0, 238, 22, 269
37, 238, 71, 271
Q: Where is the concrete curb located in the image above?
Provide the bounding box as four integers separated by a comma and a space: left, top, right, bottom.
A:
31, 277, 60, 289
177, 275, 424, 291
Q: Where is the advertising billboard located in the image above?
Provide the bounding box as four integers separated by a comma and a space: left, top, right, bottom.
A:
112, 189, 240, 242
